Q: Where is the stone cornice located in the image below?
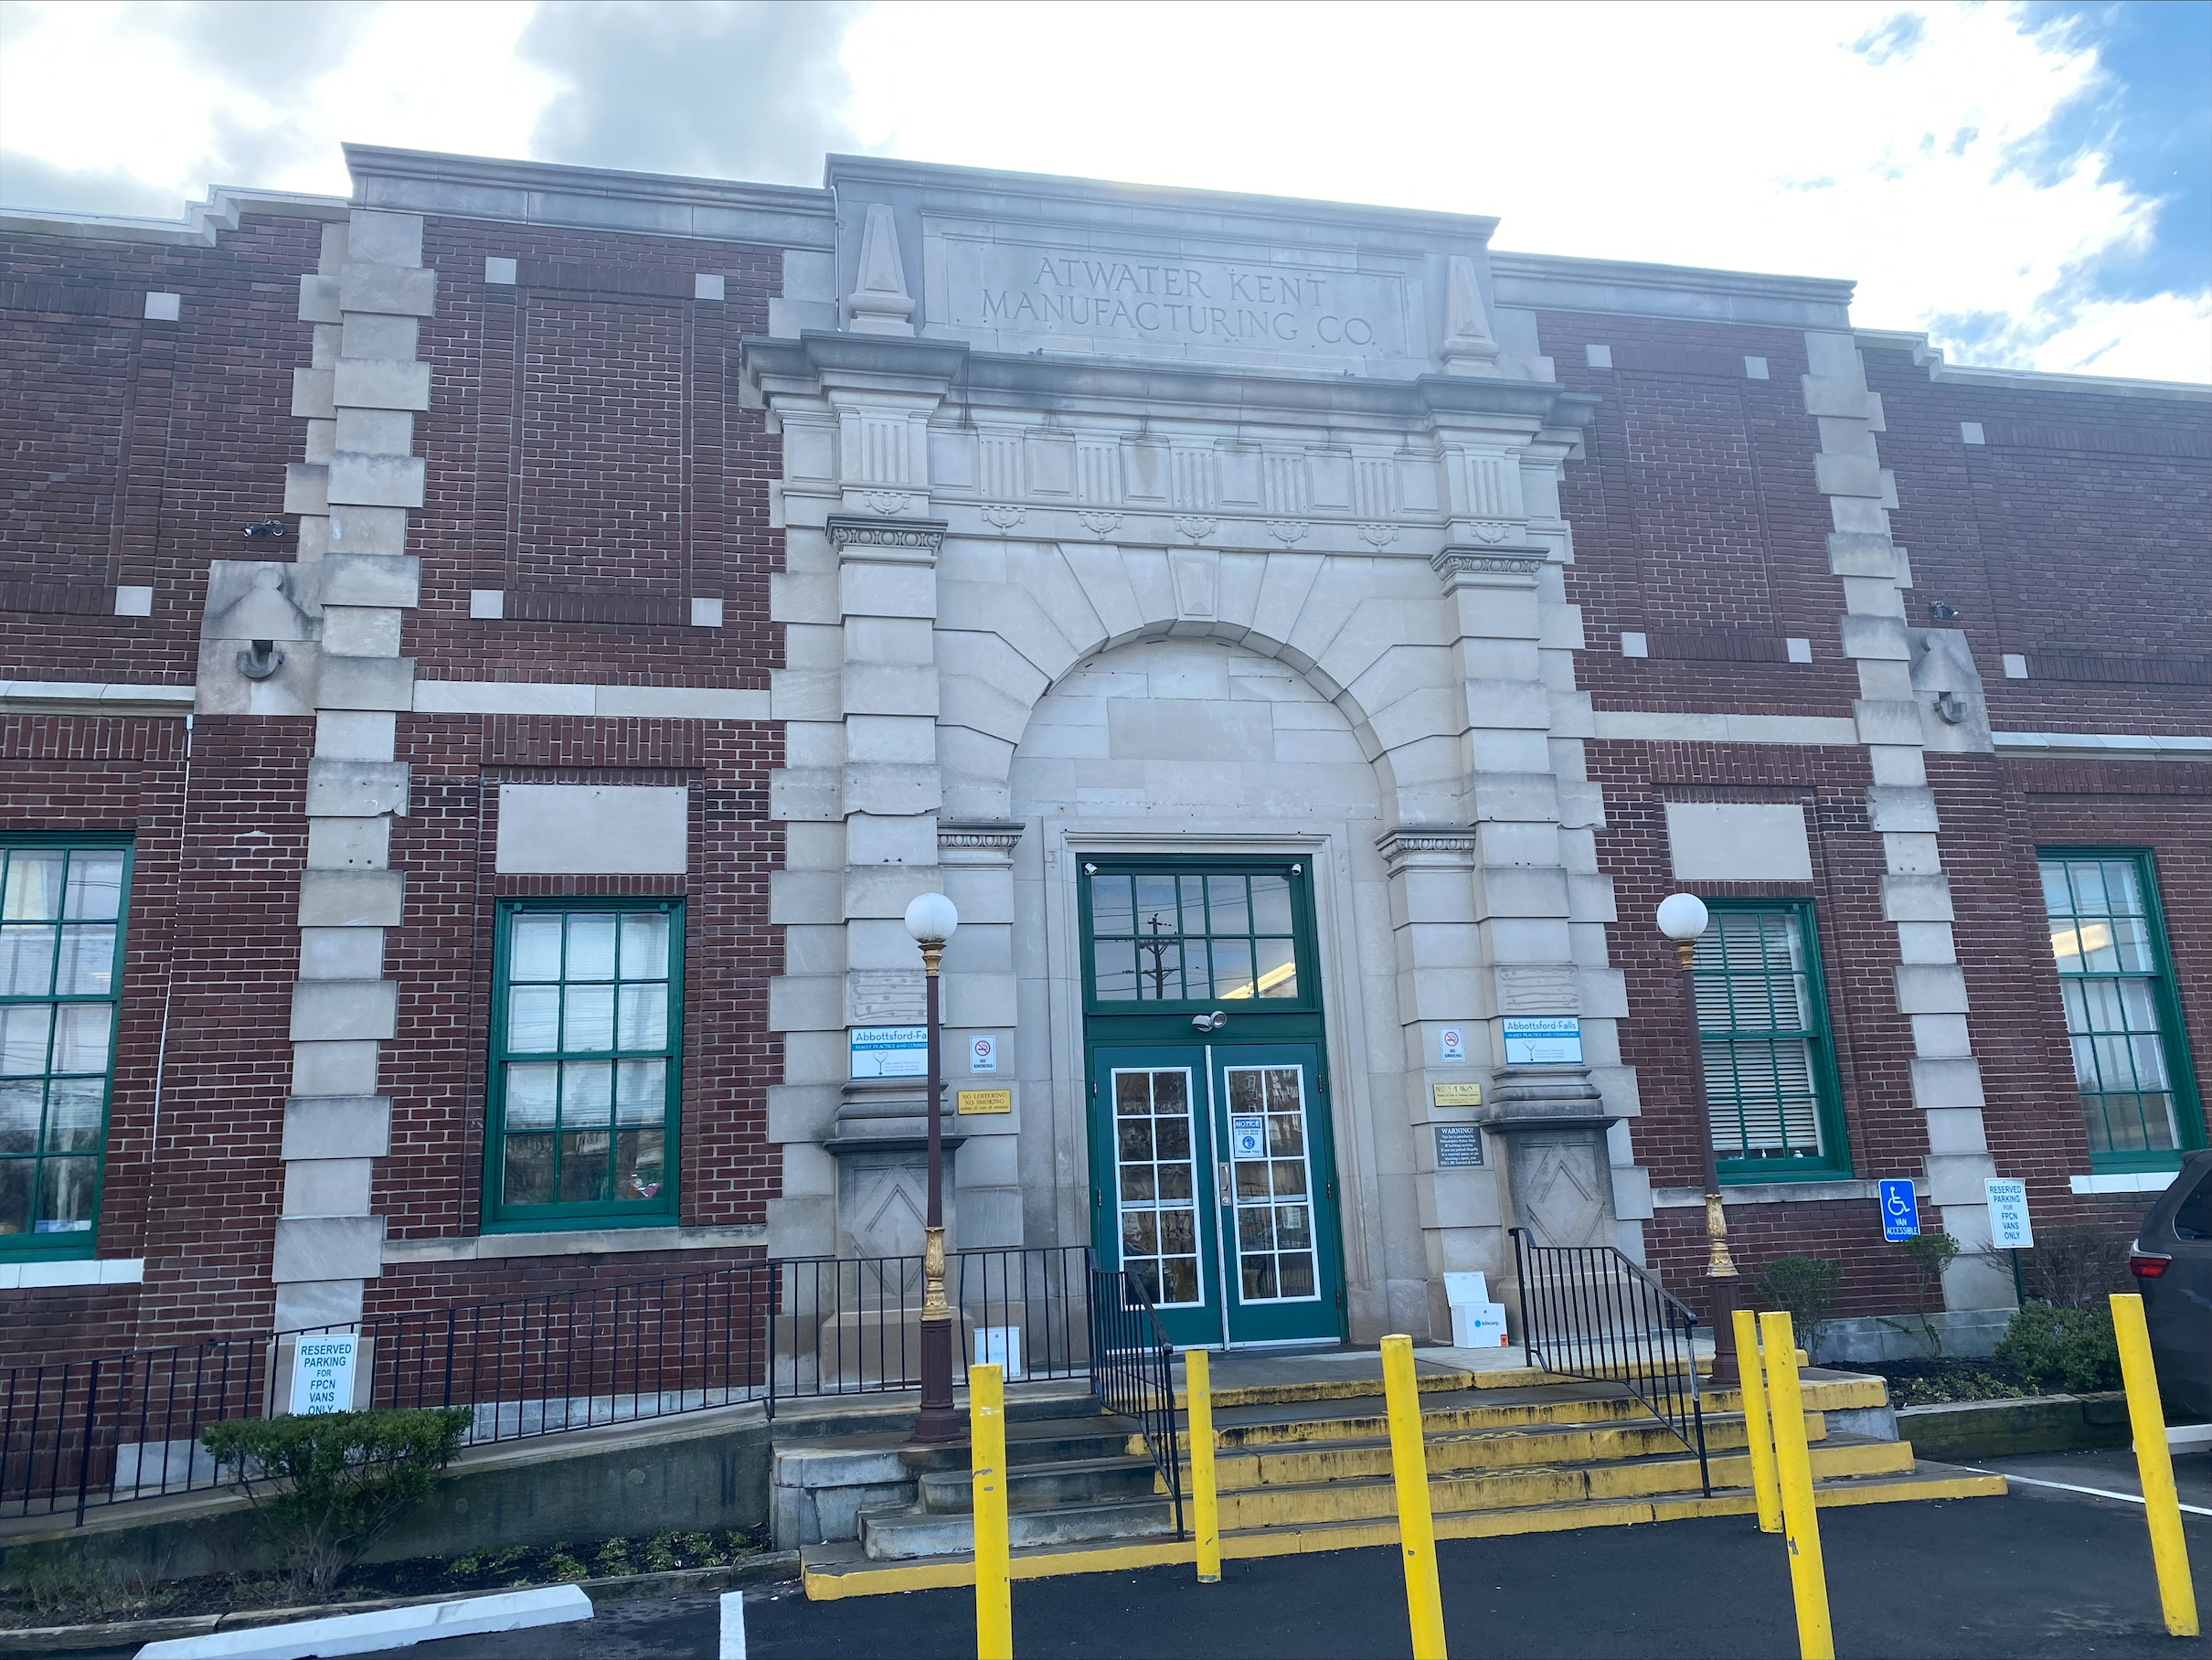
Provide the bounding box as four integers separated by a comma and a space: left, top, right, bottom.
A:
344, 144, 835, 249
744, 331, 1596, 434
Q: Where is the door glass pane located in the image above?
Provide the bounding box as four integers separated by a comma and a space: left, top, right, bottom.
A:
1224, 1066, 1319, 1303
1111, 1069, 1203, 1307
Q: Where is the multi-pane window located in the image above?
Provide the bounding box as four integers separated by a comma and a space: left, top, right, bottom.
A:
1112, 1068, 1202, 1306
1693, 901, 1848, 1175
489, 901, 681, 1225
2041, 853, 2201, 1165
0, 842, 128, 1252
1225, 1065, 1317, 1302
1087, 869, 1301, 1006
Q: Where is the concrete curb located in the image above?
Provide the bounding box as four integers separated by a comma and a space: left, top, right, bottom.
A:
0, 1552, 799, 1654
1895, 1391, 2130, 1462
136, 1585, 592, 1658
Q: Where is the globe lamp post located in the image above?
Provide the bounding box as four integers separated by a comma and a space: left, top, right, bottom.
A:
1657, 892, 1739, 1387
904, 891, 961, 1442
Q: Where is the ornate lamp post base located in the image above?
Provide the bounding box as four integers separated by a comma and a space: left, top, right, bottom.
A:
912, 1224, 962, 1442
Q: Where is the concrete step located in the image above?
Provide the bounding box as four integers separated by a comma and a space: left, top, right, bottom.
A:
919, 1454, 1163, 1515
1207, 1434, 1916, 1528
1170, 1410, 1828, 1490
796, 1460, 2009, 1598
856, 1492, 1179, 1560
1204, 1373, 1881, 1449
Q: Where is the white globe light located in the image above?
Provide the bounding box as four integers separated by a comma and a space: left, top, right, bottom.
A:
904, 891, 960, 947
1654, 892, 1709, 943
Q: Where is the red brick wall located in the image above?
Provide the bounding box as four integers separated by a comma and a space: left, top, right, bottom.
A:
0, 208, 788, 1359
0, 213, 326, 684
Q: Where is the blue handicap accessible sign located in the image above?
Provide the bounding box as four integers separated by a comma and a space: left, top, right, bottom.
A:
1879, 1178, 1920, 1241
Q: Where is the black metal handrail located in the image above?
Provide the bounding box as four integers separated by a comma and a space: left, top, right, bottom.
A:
1509, 1229, 1709, 1496
1, 1244, 1092, 1523
1086, 1267, 1185, 1538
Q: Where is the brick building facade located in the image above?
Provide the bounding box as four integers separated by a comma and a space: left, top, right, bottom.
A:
1, 148, 2205, 1363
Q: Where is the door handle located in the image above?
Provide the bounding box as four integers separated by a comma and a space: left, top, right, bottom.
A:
1218, 1162, 1235, 1205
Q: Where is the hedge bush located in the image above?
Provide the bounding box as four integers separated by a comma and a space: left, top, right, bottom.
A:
1993, 1301, 2122, 1396
201, 1407, 473, 1598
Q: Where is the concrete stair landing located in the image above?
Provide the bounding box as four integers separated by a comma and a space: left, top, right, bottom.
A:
791, 1350, 2005, 1598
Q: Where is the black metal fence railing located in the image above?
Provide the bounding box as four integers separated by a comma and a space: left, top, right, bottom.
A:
0, 1245, 1094, 1524
1509, 1229, 1709, 1497
1086, 1267, 1185, 1538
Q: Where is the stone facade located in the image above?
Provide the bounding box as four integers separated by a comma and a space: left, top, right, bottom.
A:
0, 148, 2207, 1358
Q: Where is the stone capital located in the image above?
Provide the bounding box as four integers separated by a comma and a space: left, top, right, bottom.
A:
827, 515, 946, 563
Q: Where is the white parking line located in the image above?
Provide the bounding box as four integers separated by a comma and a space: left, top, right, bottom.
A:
1974, 1469, 2212, 1516
719, 1590, 747, 1660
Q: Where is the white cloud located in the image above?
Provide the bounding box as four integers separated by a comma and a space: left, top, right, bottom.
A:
0, 1, 555, 211
842, 0, 2209, 382
1, 0, 2201, 382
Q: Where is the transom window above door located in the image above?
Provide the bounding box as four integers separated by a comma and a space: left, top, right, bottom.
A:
1081, 863, 1313, 1010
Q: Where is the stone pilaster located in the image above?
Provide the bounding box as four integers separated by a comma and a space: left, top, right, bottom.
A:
273, 210, 430, 1331
939, 821, 1024, 1249
1804, 330, 2010, 1311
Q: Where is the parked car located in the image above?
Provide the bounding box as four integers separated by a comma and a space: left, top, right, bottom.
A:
2131, 1148, 2212, 1420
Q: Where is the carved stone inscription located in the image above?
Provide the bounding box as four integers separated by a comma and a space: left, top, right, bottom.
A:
935, 237, 1411, 359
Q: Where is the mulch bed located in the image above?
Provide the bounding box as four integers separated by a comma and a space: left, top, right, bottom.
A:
1, 1527, 766, 1631
1848, 1357, 2033, 1407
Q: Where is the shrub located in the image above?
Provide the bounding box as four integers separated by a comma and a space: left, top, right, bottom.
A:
1883, 1233, 1961, 1356
1752, 1256, 1844, 1357
1994, 1302, 2122, 1395
2015, 1222, 2133, 1311
201, 1407, 473, 1599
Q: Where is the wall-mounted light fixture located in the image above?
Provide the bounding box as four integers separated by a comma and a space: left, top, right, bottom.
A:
1929, 601, 1960, 621
242, 520, 286, 539
237, 639, 283, 680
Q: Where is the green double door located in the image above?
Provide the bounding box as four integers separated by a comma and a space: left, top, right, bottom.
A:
1079, 859, 1345, 1349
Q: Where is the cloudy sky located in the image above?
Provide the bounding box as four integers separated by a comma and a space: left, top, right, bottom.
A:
2, 0, 2206, 382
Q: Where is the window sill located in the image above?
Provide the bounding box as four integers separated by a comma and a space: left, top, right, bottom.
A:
2068, 1171, 2179, 1195
384, 1225, 764, 1264
1654, 1177, 1905, 1208
0, 1256, 144, 1289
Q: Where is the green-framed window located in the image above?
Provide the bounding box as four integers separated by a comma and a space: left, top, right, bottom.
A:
1692, 899, 1851, 1180
1079, 861, 1318, 1013
2039, 850, 2203, 1171
0, 838, 131, 1256
485, 899, 683, 1229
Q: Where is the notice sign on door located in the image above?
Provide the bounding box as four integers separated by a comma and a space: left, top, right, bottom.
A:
1229, 1116, 1266, 1158
850, 1026, 927, 1079
1984, 1178, 2035, 1249
290, 1335, 358, 1416
1502, 1017, 1581, 1065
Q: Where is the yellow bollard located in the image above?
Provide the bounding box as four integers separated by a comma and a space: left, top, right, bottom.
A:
970, 1362, 1012, 1660
1186, 1348, 1222, 1583
1381, 1334, 1449, 1660
1760, 1312, 1834, 1660
1734, 1308, 1784, 1534
1733, 1308, 1782, 1535
2111, 1293, 2198, 1637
